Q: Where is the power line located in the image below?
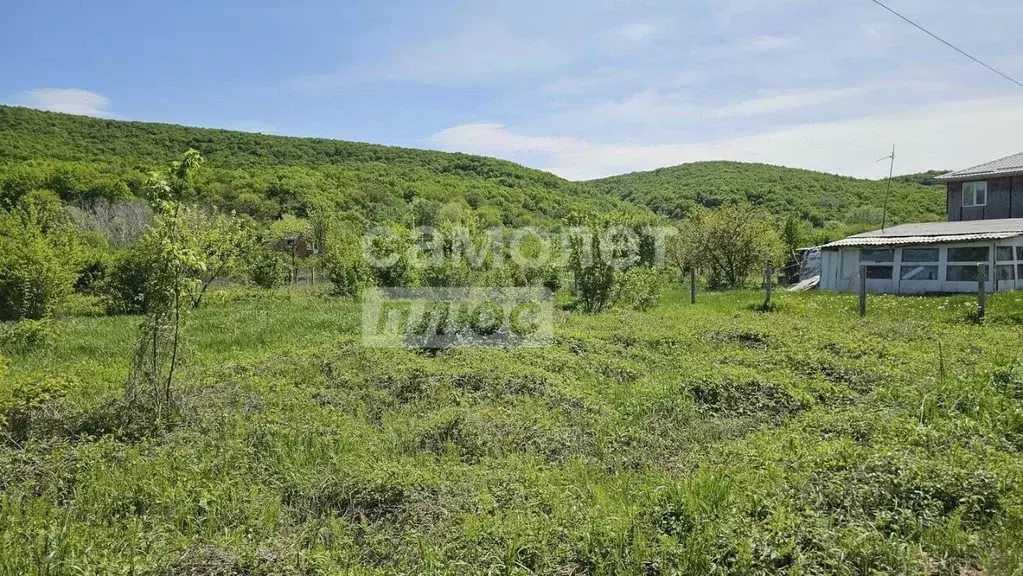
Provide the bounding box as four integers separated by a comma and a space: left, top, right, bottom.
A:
869, 0, 1023, 90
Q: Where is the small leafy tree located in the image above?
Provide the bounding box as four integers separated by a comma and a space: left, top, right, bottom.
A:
568, 228, 616, 313
124, 200, 201, 416
269, 215, 313, 283
677, 204, 783, 289
178, 206, 254, 308
123, 150, 205, 419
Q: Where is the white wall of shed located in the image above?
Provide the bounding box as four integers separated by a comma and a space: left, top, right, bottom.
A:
820, 238, 1023, 294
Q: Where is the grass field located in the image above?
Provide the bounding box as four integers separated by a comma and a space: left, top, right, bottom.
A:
2, 288, 1023, 575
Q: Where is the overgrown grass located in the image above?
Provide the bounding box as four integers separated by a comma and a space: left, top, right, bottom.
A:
2, 287, 1023, 574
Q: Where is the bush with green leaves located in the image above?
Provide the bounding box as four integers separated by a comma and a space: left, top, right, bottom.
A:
0, 318, 62, 354
0, 210, 77, 321
102, 244, 159, 315
616, 266, 668, 311
363, 224, 417, 288
321, 230, 371, 297
247, 246, 291, 289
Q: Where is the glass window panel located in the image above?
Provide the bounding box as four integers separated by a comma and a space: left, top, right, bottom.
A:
901, 248, 939, 262
947, 265, 980, 282
1018, 264, 1023, 279
997, 265, 1015, 281
963, 183, 975, 207
1017, 247, 1023, 261
997, 247, 1014, 262
977, 188, 986, 205
900, 266, 938, 280
860, 249, 894, 263
865, 266, 893, 280
947, 247, 989, 262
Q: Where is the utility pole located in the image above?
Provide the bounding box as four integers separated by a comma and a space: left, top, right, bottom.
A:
879, 144, 896, 232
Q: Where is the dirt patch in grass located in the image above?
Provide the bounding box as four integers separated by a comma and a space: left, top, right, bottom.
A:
689, 377, 804, 419
706, 329, 771, 349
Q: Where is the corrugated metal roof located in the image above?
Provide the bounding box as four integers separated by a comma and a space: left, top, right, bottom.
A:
934, 152, 1023, 182
851, 218, 1023, 238
823, 232, 1021, 249
821, 218, 1023, 249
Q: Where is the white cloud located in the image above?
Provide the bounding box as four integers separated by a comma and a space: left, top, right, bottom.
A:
296, 22, 574, 91
739, 35, 798, 53
23, 88, 114, 117
428, 94, 1023, 181
609, 23, 657, 46
708, 87, 867, 118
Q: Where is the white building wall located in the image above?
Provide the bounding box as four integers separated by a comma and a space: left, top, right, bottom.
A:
820, 238, 1023, 294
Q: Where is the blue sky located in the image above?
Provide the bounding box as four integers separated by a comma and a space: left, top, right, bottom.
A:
4, 0, 1023, 180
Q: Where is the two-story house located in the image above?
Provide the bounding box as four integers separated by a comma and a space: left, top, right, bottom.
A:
940, 152, 1023, 221
820, 152, 1023, 294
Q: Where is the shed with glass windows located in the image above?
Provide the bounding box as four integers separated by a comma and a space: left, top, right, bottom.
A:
820, 219, 1023, 294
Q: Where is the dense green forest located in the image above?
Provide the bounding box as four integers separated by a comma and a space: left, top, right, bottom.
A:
586, 162, 946, 228
0, 106, 629, 227
1, 105, 947, 231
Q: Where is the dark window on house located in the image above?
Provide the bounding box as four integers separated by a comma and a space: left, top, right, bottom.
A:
900, 266, 938, 280
963, 181, 987, 207
997, 265, 1015, 281
1018, 264, 1023, 279
864, 266, 893, 280
997, 247, 1014, 262
947, 265, 980, 282
901, 248, 939, 262
947, 247, 989, 262
860, 249, 894, 263
1017, 247, 1023, 261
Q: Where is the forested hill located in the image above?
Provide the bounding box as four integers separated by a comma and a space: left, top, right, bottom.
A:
584, 161, 947, 228
1, 105, 947, 230
0, 105, 628, 226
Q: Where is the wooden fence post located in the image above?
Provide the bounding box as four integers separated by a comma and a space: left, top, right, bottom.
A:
763, 264, 773, 309
690, 268, 697, 305
859, 264, 867, 317
977, 263, 987, 321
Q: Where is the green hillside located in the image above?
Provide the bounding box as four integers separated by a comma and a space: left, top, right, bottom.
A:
1, 105, 948, 231
0, 105, 628, 227
585, 161, 946, 228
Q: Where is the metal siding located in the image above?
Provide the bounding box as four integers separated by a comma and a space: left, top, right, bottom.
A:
988, 177, 1012, 219
1013, 177, 1023, 218
947, 182, 962, 221
962, 206, 986, 221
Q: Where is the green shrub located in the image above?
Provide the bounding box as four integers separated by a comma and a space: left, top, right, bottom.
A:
0, 369, 73, 435
616, 267, 667, 311
247, 246, 290, 289
0, 212, 76, 321
0, 318, 61, 354
73, 255, 109, 295
322, 231, 371, 297
102, 247, 157, 315
364, 224, 416, 287
421, 260, 471, 288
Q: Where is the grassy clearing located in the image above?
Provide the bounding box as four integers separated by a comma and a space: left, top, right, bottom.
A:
2, 288, 1023, 574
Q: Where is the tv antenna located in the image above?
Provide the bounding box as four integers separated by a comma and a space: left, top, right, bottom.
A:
878, 144, 895, 231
